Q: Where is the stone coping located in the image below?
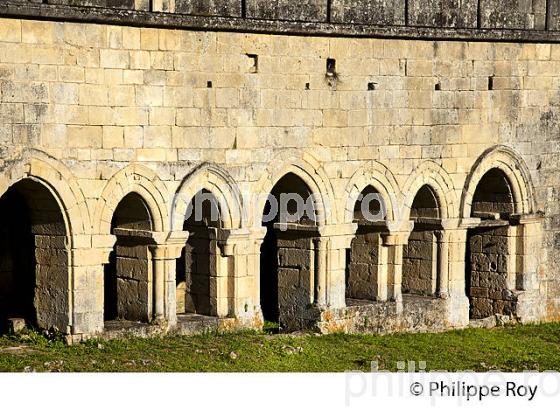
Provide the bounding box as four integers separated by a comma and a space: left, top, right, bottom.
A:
2, 1, 560, 43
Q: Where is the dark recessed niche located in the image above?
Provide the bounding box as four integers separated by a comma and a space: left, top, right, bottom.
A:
326, 58, 336, 76
305, 83, 310, 90
368, 82, 376, 91
435, 83, 441, 91
488, 76, 494, 91
246, 53, 258, 73
207, 81, 213, 88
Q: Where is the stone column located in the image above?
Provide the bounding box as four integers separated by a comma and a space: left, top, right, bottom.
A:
511, 214, 543, 291
318, 223, 357, 309
72, 234, 116, 336
510, 214, 545, 323
150, 231, 189, 327
313, 237, 328, 306
220, 228, 266, 326
506, 225, 519, 290
151, 251, 165, 321
376, 240, 389, 301
435, 230, 450, 298
214, 231, 230, 318
445, 225, 470, 327
381, 226, 412, 303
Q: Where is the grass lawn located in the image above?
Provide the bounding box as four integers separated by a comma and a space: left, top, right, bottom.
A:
1, 322, 560, 372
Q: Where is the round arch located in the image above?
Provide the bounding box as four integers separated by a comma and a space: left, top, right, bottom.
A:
252, 153, 336, 227
0, 151, 89, 240
0, 150, 88, 332
461, 146, 536, 220
402, 160, 458, 221
93, 164, 169, 234
343, 161, 401, 225
171, 163, 243, 232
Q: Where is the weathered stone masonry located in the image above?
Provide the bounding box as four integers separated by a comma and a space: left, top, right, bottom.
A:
1, 0, 560, 340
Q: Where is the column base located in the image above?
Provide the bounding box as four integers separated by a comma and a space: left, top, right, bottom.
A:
515, 290, 547, 324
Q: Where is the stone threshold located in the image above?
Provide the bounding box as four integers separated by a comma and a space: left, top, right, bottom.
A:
97, 314, 221, 341
468, 314, 517, 329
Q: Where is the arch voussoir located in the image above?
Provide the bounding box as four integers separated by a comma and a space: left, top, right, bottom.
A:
252, 153, 337, 227
402, 160, 458, 221
94, 164, 170, 235
171, 163, 243, 232
343, 161, 401, 225
461, 146, 536, 220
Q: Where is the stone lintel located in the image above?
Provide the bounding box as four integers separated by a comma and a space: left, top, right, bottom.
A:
318, 222, 357, 238
273, 222, 319, 234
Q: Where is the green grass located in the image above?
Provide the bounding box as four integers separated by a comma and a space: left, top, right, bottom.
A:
1, 322, 560, 372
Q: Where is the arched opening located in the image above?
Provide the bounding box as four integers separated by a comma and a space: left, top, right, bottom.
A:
346, 185, 388, 304
0, 179, 68, 333
104, 192, 154, 324
402, 185, 441, 297
466, 168, 516, 320
260, 173, 319, 330
176, 189, 224, 318
471, 169, 515, 217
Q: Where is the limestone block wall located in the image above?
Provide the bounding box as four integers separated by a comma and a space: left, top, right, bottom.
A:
346, 229, 380, 301
1, 14, 560, 335
34, 234, 70, 331
276, 231, 314, 330
402, 230, 437, 296
114, 239, 152, 322
467, 226, 515, 319
182, 226, 216, 315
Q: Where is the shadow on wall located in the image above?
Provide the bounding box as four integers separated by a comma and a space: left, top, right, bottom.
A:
466, 168, 516, 320
104, 192, 154, 323
176, 189, 223, 317
260, 172, 318, 328
0, 179, 68, 334
403, 185, 441, 298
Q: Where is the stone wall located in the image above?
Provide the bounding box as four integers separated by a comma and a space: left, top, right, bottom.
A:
467, 226, 516, 319
319, 296, 451, 334
247, 0, 328, 22
402, 230, 437, 296
330, 0, 405, 26
6, 0, 560, 34
479, 0, 547, 30
182, 226, 217, 315
175, 0, 242, 17
276, 231, 315, 331
34, 234, 70, 331
0, 16, 559, 336
346, 229, 380, 301
114, 238, 152, 322
408, 0, 478, 28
